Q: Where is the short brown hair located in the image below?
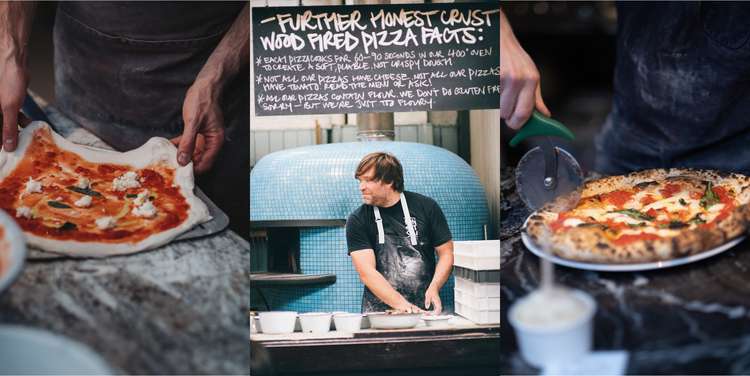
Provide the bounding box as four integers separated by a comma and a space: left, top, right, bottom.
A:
355, 152, 404, 192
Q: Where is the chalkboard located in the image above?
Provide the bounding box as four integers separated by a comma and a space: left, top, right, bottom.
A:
252, 3, 500, 116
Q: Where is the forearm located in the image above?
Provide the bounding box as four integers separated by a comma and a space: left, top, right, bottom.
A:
193, 3, 249, 98
427, 249, 454, 292
0, 2, 36, 65
359, 267, 411, 309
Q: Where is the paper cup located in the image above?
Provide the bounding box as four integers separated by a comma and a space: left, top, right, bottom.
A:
508, 289, 596, 368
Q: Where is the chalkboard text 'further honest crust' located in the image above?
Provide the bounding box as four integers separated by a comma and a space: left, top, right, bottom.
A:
252, 4, 500, 116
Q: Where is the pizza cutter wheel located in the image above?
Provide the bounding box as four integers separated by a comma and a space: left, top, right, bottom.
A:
509, 110, 584, 212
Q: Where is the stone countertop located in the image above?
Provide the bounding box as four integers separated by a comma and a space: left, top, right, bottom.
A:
0, 102, 250, 374
501, 167, 750, 374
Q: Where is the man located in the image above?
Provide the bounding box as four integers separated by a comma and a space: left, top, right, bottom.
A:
501, 4, 750, 175
0, 2, 249, 237
346, 152, 454, 314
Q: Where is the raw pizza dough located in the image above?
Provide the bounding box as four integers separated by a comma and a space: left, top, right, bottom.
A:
525, 168, 750, 263
0, 122, 210, 257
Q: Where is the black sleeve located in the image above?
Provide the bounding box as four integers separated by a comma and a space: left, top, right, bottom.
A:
346, 211, 373, 255
429, 200, 452, 247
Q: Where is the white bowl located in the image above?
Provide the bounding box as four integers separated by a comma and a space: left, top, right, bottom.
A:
421, 315, 453, 327
367, 312, 421, 329
0, 325, 112, 374
298, 312, 332, 333
508, 289, 596, 368
258, 311, 298, 334
330, 311, 347, 330
333, 313, 363, 332
0, 209, 27, 295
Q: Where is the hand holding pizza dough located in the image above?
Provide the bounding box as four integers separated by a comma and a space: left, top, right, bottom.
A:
173, 79, 225, 175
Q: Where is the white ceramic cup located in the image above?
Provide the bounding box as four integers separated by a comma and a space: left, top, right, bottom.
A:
298, 313, 332, 334
333, 313, 363, 332
508, 289, 596, 368
257, 312, 298, 334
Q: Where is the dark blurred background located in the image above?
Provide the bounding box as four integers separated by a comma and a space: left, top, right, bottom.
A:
27, 3, 57, 103
501, 1, 617, 174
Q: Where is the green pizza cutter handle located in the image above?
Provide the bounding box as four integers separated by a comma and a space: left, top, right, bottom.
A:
508, 110, 575, 147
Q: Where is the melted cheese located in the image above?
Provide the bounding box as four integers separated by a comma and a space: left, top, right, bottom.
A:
74, 195, 92, 208
112, 172, 141, 191
132, 201, 157, 218
75, 177, 91, 190
24, 177, 42, 194
95, 216, 116, 230
16, 206, 32, 219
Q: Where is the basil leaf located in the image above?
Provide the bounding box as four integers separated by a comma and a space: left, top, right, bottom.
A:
688, 213, 706, 225
700, 181, 720, 209
660, 220, 688, 229
67, 186, 102, 197
126, 194, 138, 198
577, 223, 606, 229
48, 200, 71, 209
627, 222, 648, 228
610, 209, 654, 221
679, 198, 687, 206
59, 222, 77, 231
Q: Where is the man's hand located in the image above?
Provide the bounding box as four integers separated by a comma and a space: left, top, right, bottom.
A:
171, 81, 225, 174
393, 301, 424, 314
500, 9, 550, 130
171, 3, 247, 174
0, 61, 28, 151
0, 2, 36, 152
424, 288, 442, 315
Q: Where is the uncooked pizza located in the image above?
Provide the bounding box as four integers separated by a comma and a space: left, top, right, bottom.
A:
525, 168, 750, 263
0, 122, 210, 257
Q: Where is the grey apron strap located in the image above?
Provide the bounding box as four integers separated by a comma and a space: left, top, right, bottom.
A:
373, 206, 385, 244
400, 193, 417, 246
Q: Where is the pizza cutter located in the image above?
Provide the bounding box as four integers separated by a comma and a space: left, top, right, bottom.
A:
509, 110, 584, 212
509, 110, 583, 292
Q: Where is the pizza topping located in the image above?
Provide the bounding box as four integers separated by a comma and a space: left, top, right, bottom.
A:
132, 200, 157, 218
95, 216, 117, 230
112, 171, 141, 191
610, 209, 654, 221
659, 183, 681, 198
659, 220, 688, 229
601, 190, 633, 208
700, 181, 721, 209
679, 198, 688, 206
562, 217, 586, 227
74, 195, 92, 208
640, 194, 657, 205
612, 233, 661, 246
67, 185, 102, 197
24, 177, 42, 194
59, 222, 77, 231
47, 200, 71, 209
133, 190, 151, 206
16, 206, 32, 219
75, 177, 91, 190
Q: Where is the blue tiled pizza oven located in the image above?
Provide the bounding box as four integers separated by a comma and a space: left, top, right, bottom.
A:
251, 142, 489, 313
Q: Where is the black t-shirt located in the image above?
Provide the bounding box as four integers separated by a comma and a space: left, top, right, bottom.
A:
346, 191, 452, 254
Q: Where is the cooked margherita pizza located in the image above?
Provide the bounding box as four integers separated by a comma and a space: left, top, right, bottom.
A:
0, 122, 210, 257
525, 169, 750, 263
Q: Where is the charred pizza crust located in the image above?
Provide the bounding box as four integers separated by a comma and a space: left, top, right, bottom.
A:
525, 168, 750, 263
0, 122, 210, 257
